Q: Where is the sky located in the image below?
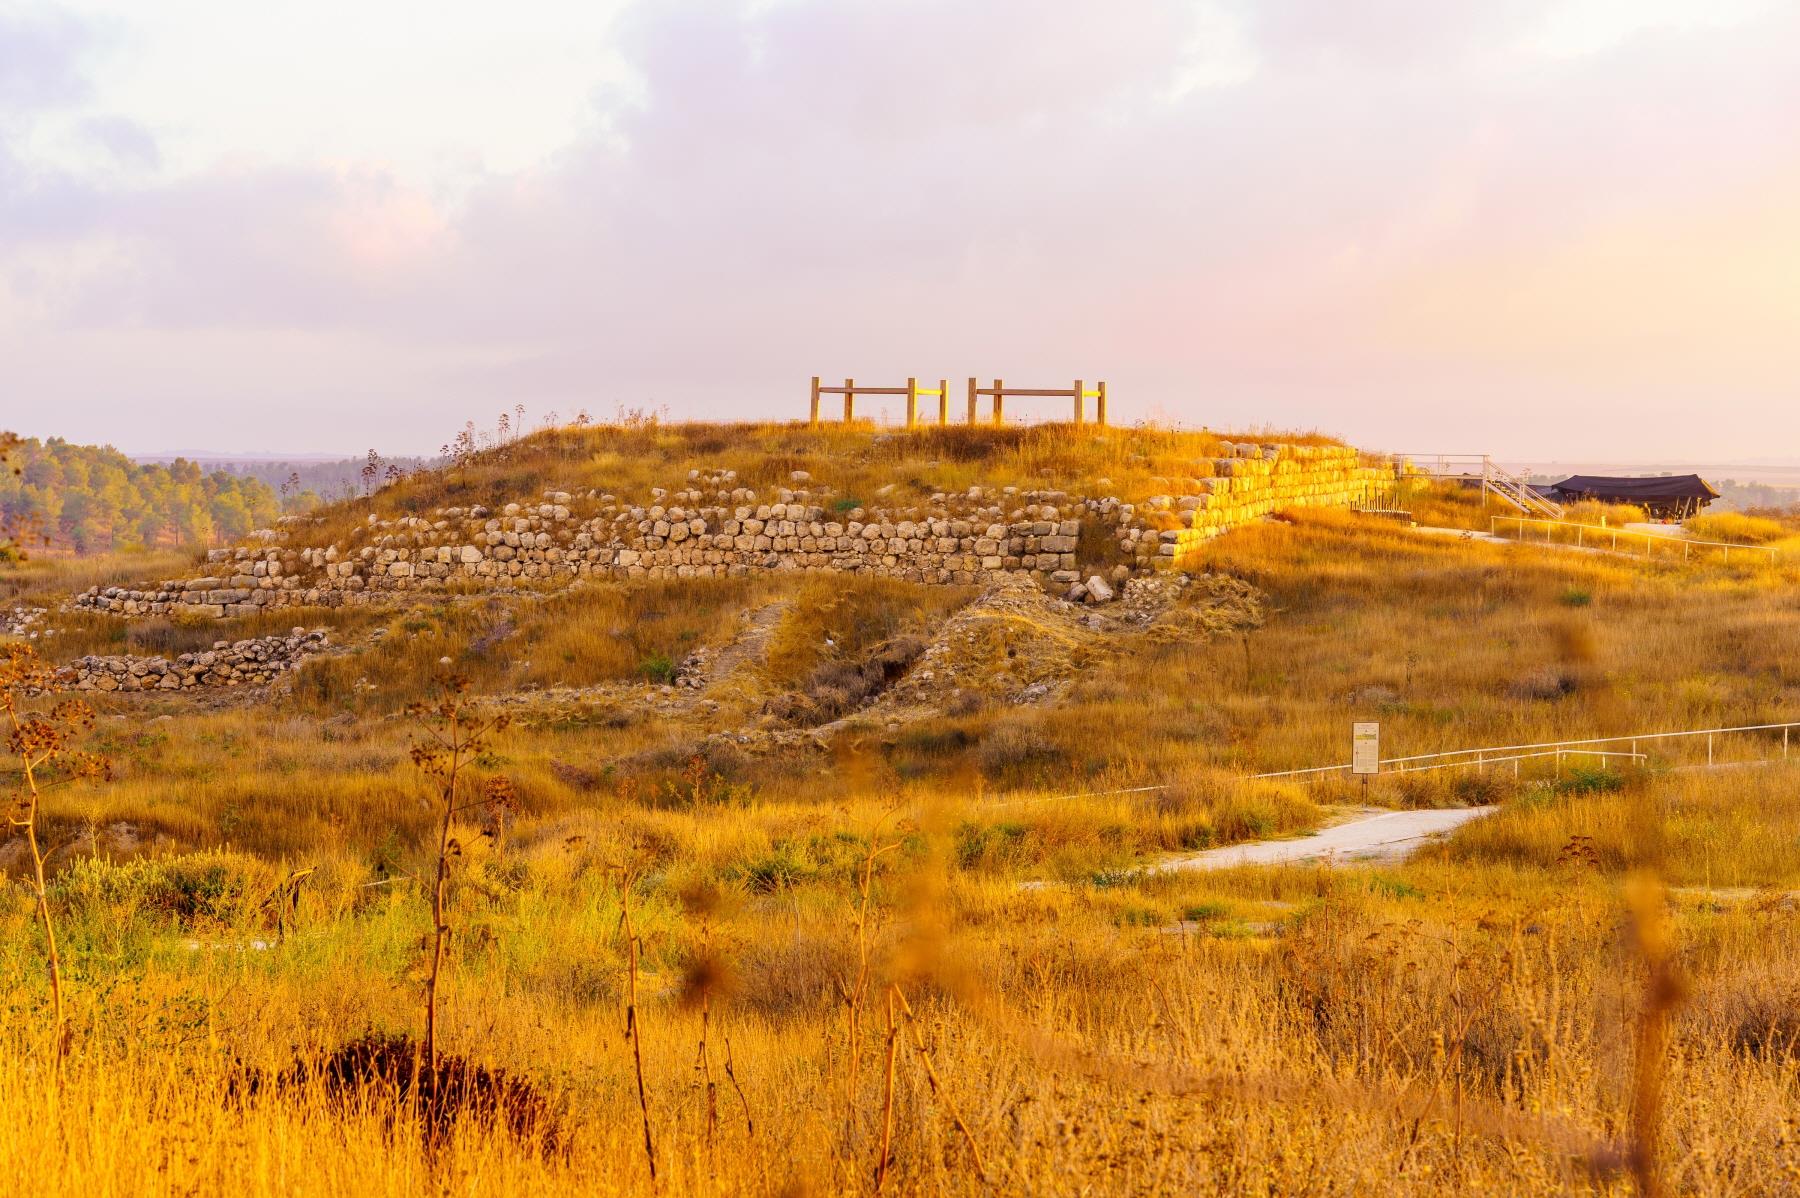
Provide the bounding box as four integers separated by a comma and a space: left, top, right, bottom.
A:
2, 0, 1798, 459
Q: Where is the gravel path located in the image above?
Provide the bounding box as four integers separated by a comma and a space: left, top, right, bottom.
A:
1159, 806, 1495, 872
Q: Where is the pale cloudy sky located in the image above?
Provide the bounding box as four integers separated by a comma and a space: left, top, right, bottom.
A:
2, 0, 1798, 458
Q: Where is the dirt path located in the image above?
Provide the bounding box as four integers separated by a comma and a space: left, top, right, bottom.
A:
1159, 806, 1494, 872
674, 599, 791, 688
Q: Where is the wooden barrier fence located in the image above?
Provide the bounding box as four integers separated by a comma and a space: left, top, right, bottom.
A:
810, 377, 951, 427
810, 377, 1110, 427
968, 379, 1107, 426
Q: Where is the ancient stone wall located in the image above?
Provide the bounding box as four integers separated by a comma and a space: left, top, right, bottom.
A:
72, 442, 1394, 619
55, 630, 329, 691
1134, 443, 1394, 569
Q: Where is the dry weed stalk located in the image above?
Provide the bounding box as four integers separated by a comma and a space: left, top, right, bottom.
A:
693, 956, 719, 1152
875, 987, 900, 1191
837, 819, 989, 1190
839, 830, 901, 1141
1626, 874, 1686, 1198
685, 896, 721, 1151
618, 869, 657, 1180
679, 877, 755, 1149
722, 1031, 754, 1138
1, 644, 107, 1068
891, 985, 987, 1182
405, 675, 513, 1074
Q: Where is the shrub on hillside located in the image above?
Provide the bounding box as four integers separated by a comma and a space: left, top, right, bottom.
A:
1562, 500, 1648, 526
975, 721, 1068, 782
1685, 511, 1790, 545
1509, 666, 1582, 701
763, 635, 924, 725
54, 851, 281, 929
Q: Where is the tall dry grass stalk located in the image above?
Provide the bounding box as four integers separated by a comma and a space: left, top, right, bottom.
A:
618, 869, 657, 1181
891, 985, 987, 1183
840, 829, 901, 1144
1, 644, 107, 1068
406, 675, 513, 1073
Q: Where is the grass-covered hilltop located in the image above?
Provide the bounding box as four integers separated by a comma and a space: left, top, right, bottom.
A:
4, 418, 1800, 1196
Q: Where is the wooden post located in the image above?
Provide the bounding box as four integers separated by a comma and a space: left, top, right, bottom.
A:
810, 376, 821, 426
905, 378, 918, 429
1096, 380, 1107, 427
844, 378, 855, 423
993, 379, 1004, 426
938, 379, 949, 426
1073, 379, 1084, 425
966, 378, 978, 425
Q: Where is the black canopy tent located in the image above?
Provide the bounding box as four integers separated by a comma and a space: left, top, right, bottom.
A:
1549, 474, 1720, 520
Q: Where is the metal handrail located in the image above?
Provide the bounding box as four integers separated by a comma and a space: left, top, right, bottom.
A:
1490, 515, 1780, 562
1393, 454, 1563, 519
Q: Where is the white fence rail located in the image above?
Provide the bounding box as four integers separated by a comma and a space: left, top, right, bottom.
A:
1490, 515, 1781, 563
1016, 721, 1796, 806
1251, 720, 1800, 781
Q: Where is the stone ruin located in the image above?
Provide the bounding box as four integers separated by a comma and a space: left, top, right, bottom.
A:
71, 442, 1396, 620
56, 629, 329, 691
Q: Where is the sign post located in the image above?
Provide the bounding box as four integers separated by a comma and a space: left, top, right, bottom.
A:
1353, 722, 1380, 797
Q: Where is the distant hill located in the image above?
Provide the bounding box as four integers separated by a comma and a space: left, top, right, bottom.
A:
0, 436, 283, 555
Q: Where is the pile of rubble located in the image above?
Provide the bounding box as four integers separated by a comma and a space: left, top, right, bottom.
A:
1, 607, 49, 639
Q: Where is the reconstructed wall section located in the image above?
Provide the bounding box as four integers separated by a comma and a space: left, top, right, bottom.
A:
1141, 443, 1395, 569
72, 443, 1394, 619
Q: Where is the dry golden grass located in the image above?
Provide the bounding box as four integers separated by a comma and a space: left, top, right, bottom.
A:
0, 547, 196, 609
1685, 510, 1794, 546
290, 420, 1343, 553
8, 444, 1800, 1195
4, 800, 1798, 1195
1561, 499, 1652, 527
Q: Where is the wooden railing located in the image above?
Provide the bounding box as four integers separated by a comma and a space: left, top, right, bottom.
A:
968, 379, 1107, 426
811, 377, 1111, 426
810, 377, 950, 427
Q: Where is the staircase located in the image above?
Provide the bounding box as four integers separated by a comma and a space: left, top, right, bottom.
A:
1392, 455, 1564, 519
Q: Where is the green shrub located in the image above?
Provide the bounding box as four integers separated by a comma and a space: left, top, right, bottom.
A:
1557, 765, 1625, 795
1114, 904, 1165, 928
637, 651, 678, 684
53, 852, 280, 929
735, 845, 814, 894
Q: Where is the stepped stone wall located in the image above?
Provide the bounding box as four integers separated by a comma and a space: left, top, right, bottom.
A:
72, 443, 1394, 620
1145, 443, 1396, 569
55, 630, 329, 691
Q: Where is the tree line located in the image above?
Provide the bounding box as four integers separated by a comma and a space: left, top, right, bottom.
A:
0, 436, 283, 556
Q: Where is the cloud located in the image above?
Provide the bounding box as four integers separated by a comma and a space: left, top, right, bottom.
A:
2, 0, 1799, 458
76, 114, 158, 169
0, 8, 94, 113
